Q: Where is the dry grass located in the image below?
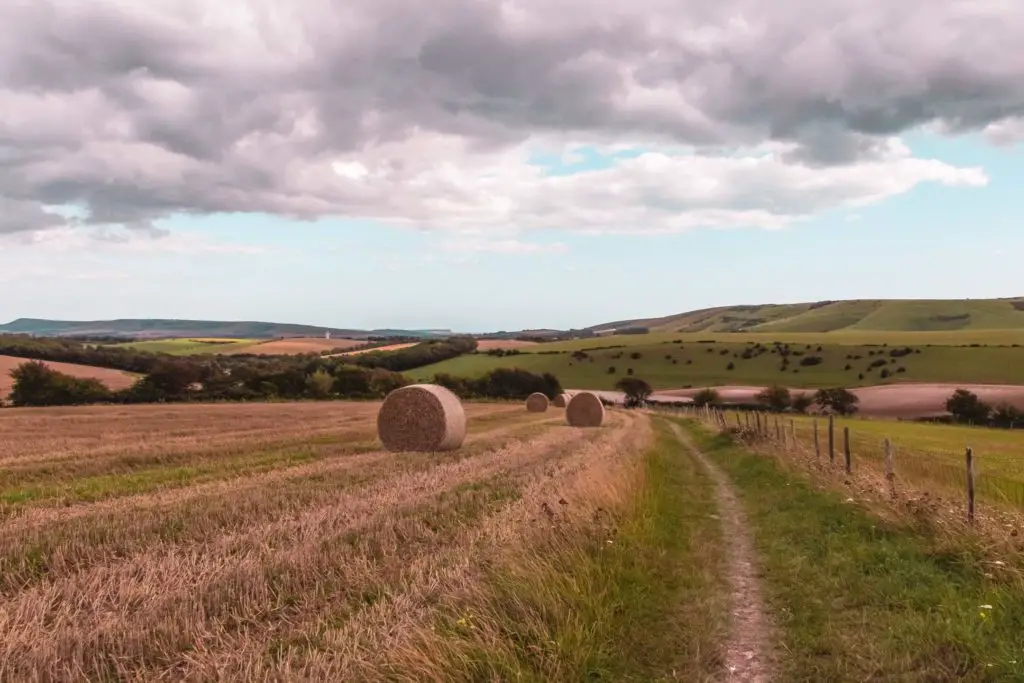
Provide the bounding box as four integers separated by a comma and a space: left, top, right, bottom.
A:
474, 339, 538, 350
0, 355, 138, 399
0, 400, 667, 681
328, 342, 418, 357
227, 337, 365, 355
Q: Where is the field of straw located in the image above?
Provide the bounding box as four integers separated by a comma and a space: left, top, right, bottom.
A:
0, 400, 651, 680
227, 337, 365, 355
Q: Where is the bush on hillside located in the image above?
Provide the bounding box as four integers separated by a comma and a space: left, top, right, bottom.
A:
755, 385, 791, 412
945, 389, 991, 424
8, 361, 113, 407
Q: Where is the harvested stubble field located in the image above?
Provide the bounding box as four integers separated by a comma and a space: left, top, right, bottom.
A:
0, 400, 681, 681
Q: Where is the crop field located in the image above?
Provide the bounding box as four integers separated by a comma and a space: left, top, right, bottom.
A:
327, 342, 417, 356
227, 337, 367, 355
0, 400, 670, 680
416, 339, 1024, 390
110, 338, 260, 355
7, 399, 1024, 679
0, 355, 138, 400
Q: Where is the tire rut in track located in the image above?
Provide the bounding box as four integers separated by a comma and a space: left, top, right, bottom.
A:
669, 423, 776, 683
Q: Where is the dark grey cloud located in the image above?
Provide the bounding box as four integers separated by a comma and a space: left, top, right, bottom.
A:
0, 0, 1020, 235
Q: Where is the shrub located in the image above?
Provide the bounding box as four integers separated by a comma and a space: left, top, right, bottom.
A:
945, 389, 991, 424
607, 366, 617, 374
755, 385, 791, 412
615, 376, 653, 408
814, 387, 859, 415
692, 388, 720, 407
799, 356, 823, 367
792, 394, 814, 413
727, 362, 735, 370
8, 361, 113, 407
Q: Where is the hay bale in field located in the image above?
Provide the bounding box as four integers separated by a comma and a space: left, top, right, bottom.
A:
552, 393, 569, 408
376, 384, 467, 452
526, 392, 549, 412
565, 391, 605, 427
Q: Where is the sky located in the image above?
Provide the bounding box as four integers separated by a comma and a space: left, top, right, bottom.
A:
1, 0, 1023, 333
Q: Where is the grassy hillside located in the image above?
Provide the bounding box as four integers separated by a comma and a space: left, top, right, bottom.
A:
0, 318, 449, 340
601, 298, 1024, 334
414, 339, 1024, 389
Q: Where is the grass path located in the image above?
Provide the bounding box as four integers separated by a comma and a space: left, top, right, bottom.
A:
680, 419, 1024, 681
669, 422, 776, 682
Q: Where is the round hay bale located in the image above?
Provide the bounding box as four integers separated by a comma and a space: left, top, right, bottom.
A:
376, 384, 467, 452
525, 392, 549, 412
551, 393, 568, 408
566, 391, 605, 427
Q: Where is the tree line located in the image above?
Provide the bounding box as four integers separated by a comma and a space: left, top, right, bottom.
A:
4, 357, 564, 408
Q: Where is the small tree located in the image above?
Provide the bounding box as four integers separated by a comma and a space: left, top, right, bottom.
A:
305, 368, 335, 399
945, 389, 991, 424
814, 387, 859, 416
615, 376, 653, 409
692, 388, 720, 407
791, 393, 814, 414
755, 385, 791, 412
992, 403, 1024, 429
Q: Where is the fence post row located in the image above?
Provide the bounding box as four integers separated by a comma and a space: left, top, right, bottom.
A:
828, 415, 835, 465
843, 426, 851, 474
966, 446, 975, 523
884, 438, 895, 498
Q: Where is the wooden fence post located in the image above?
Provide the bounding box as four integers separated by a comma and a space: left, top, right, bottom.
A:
828, 415, 835, 465
745, 412, 751, 430
813, 418, 820, 460
966, 447, 975, 523
735, 412, 743, 429
843, 426, 851, 474
774, 416, 780, 441
790, 420, 796, 450
755, 412, 762, 436
884, 438, 895, 498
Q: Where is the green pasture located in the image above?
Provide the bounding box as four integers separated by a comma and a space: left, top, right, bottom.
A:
724, 410, 1024, 510
108, 338, 260, 355
416, 340, 1024, 390
532, 329, 1024, 352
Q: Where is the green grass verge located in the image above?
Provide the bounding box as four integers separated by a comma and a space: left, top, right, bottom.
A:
684, 421, 1024, 681
425, 419, 729, 681
414, 340, 1024, 390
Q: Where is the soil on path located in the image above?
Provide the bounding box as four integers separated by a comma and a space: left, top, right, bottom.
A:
670, 423, 776, 682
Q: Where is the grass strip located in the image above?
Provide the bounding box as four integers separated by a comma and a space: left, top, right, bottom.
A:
684, 421, 1024, 682
422, 418, 729, 682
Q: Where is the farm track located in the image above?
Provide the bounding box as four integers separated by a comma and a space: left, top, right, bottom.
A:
670, 423, 776, 683
0, 401, 648, 681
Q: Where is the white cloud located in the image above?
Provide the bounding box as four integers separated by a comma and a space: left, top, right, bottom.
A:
0, 0, 1020, 245
283, 132, 986, 234
984, 118, 1024, 145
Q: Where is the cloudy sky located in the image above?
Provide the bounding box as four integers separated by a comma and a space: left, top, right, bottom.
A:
1, 0, 1022, 332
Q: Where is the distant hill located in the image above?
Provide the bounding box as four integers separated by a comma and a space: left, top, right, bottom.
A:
591, 298, 1024, 334
0, 318, 451, 340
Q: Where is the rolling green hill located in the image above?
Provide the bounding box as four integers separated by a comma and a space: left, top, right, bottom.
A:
595, 298, 1024, 334
0, 318, 450, 340
414, 339, 1024, 390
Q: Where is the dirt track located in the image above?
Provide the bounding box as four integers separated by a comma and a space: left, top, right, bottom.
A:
653, 383, 1024, 419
